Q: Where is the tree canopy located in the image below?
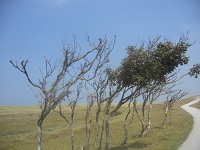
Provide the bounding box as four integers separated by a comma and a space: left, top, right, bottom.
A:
116, 36, 191, 87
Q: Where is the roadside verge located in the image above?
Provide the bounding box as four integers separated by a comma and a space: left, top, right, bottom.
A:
178, 97, 200, 150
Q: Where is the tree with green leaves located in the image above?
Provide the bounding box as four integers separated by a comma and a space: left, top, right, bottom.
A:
115, 35, 191, 140
118, 36, 191, 87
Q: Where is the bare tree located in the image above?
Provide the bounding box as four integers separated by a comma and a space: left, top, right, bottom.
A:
81, 87, 94, 150
85, 67, 123, 150
163, 90, 188, 128
10, 35, 115, 150
51, 35, 115, 150
85, 67, 112, 150
87, 70, 108, 150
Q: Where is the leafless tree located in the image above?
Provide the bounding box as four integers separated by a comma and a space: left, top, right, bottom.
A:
86, 66, 143, 149
85, 67, 122, 150
10, 35, 115, 150
160, 71, 188, 128
54, 83, 83, 150
81, 86, 94, 150
84, 67, 112, 150
86, 69, 108, 150
52, 35, 115, 150
163, 90, 188, 128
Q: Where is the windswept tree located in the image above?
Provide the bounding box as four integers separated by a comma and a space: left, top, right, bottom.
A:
113, 35, 191, 140
10, 35, 115, 150
118, 36, 191, 87
85, 68, 109, 150
85, 66, 139, 149
85, 67, 122, 150
80, 35, 192, 147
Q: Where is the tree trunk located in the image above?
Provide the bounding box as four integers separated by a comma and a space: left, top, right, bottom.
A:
95, 105, 101, 150
82, 124, 90, 150
82, 101, 93, 150
70, 123, 74, 150
37, 104, 51, 150
37, 120, 43, 150
140, 120, 147, 137
122, 100, 132, 144
140, 100, 147, 137
133, 99, 144, 137
104, 114, 110, 150
70, 112, 75, 150
141, 102, 152, 136
98, 114, 105, 150
163, 102, 168, 128
122, 123, 128, 144
104, 101, 111, 150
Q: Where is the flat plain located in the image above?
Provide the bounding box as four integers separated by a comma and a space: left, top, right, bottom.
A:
0, 96, 198, 150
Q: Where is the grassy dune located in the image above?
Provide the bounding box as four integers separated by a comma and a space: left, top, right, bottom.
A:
0, 96, 198, 150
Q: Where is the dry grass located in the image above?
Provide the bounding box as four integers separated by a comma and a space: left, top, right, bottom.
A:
190, 99, 200, 110
0, 96, 197, 150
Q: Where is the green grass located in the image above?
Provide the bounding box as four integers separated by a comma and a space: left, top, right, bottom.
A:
0, 96, 197, 150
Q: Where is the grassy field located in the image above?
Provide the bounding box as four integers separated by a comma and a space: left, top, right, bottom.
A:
0, 96, 198, 150
190, 100, 200, 110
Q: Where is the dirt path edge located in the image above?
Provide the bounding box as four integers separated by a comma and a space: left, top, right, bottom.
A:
178, 97, 200, 150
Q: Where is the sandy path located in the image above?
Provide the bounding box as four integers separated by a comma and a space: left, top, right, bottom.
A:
178, 97, 200, 150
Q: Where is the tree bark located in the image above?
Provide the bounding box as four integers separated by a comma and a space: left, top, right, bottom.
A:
95, 105, 101, 150
37, 120, 43, 150
70, 122, 74, 150
141, 102, 152, 136
140, 100, 147, 137
104, 101, 111, 150
98, 114, 105, 150
82, 102, 93, 150
163, 102, 168, 128
70, 110, 75, 150
104, 114, 110, 150
37, 107, 51, 150
122, 100, 133, 144
141, 121, 145, 136
122, 123, 128, 144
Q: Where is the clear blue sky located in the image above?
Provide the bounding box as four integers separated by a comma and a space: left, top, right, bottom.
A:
0, 0, 199, 105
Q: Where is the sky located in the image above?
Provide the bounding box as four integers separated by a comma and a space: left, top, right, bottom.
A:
0, 0, 199, 105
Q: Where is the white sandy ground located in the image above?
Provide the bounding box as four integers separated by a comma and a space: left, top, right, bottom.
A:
178, 97, 200, 150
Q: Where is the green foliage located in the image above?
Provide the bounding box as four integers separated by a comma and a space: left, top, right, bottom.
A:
154, 41, 190, 74
188, 63, 200, 78
117, 37, 191, 87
